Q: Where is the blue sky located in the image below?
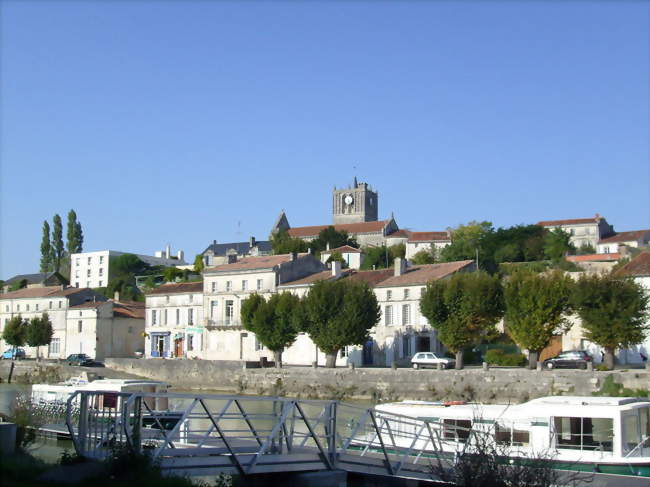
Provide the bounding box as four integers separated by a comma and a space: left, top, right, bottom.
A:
1, 1, 648, 278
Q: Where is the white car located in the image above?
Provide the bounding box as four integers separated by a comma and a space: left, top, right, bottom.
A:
411, 352, 455, 369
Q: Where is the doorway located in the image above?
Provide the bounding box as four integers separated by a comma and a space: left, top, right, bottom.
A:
363, 340, 374, 366
416, 335, 431, 353
174, 337, 184, 358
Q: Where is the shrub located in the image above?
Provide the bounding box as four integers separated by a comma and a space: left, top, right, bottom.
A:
484, 349, 526, 367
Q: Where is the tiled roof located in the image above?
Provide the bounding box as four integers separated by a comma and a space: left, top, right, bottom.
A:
3, 272, 64, 286
598, 230, 650, 244
113, 301, 145, 319
0, 286, 90, 300
202, 240, 272, 256
376, 260, 475, 287
537, 217, 599, 226
287, 220, 390, 238
387, 229, 411, 238
345, 268, 395, 288
69, 301, 106, 309
408, 231, 450, 242
614, 252, 650, 278
565, 253, 620, 262
279, 269, 350, 287
145, 281, 203, 295
321, 245, 362, 254
204, 253, 309, 272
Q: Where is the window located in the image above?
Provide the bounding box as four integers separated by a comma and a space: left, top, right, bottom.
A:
75, 271, 79, 278
255, 337, 264, 351
553, 417, 613, 452
226, 281, 233, 292
242, 280, 248, 291
176, 309, 180, 325
210, 301, 217, 318
420, 288, 425, 297
87, 257, 91, 264
257, 279, 263, 291
17, 305, 20, 312
76, 259, 80, 267
604, 246, 610, 254
402, 335, 411, 358
188, 308, 194, 325
386, 290, 392, 301
78, 321, 83, 333
100, 256, 104, 264
188, 334, 195, 351
164, 309, 168, 325
128, 326, 133, 334
211, 282, 216, 292
495, 423, 530, 446
622, 409, 650, 454
189, 294, 193, 303
35, 304, 39, 311
5, 305, 8, 312
443, 419, 472, 442
48, 301, 52, 309
402, 304, 411, 325
79, 311, 83, 316
404, 289, 410, 300
75, 282, 79, 288
59, 301, 62, 308
49, 338, 60, 354
166, 295, 170, 303
86, 281, 90, 288
152, 310, 157, 325
385, 305, 393, 326
99, 268, 103, 276
225, 300, 234, 325
26, 304, 30, 311
99, 281, 102, 287
340, 346, 350, 358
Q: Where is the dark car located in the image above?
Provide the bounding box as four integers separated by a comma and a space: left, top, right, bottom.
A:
543, 350, 592, 370
66, 353, 92, 366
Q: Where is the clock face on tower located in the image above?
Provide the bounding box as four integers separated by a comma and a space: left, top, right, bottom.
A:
344, 194, 354, 205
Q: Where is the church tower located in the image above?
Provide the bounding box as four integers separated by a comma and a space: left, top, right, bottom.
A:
332, 178, 378, 224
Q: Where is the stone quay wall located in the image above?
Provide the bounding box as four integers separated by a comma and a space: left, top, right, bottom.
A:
105, 358, 650, 404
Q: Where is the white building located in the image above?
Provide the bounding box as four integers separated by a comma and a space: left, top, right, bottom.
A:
0, 286, 144, 360
597, 230, 650, 255
319, 245, 364, 269
144, 281, 204, 358
405, 231, 452, 260
201, 237, 272, 267
70, 247, 187, 289
537, 214, 615, 250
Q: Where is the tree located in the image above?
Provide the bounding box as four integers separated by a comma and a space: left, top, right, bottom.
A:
303, 280, 380, 367
420, 272, 504, 369
9, 279, 28, 292
270, 229, 310, 255
66, 209, 83, 255
241, 293, 301, 367
572, 273, 649, 370
2, 315, 26, 350
163, 267, 184, 283
40, 220, 52, 272
193, 254, 205, 273
440, 221, 494, 270
543, 228, 574, 261
504, 270, 574, 368
360, 244, 405, 270
112, 253, 150, 276
51, 214, 64, 272
25, 313, 53, 360
325, 251, 346, 267
311, 226, 358, 253
411, 248, 436, 265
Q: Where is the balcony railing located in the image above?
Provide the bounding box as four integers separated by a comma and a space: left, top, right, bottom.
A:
206, 319, 242, 329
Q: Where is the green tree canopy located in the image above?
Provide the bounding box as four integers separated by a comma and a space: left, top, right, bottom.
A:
9, 279, 28, 292
411, 248, 436, 265
360, 244, 405, 270
2, 315, 26, 349
112, 254, 150, 276
25, 313, 54, 359
51, 214, 64, 272
311, 226, 358, 253
303, 279, 380, 367
241, 292, 302, 367
193, 254, 205, 273
270, 229, 310, 255
40, 220, 52, 272
504, 270, 574, 368
66, 209, 83, 255
576, 242, 596, 255
572, 273, 649, 369
543, 228, 574, 262
420, 271, 504, 369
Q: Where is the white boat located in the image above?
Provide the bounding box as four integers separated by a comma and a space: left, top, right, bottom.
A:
371, 396, 650, 478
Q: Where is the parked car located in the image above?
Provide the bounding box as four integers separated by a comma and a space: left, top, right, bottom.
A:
66, 353, 93, 366
543, 350, 592, 370
2, 347, 25, 360
411, 352, 455, 369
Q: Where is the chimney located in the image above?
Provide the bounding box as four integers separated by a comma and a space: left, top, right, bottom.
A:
177, 250, 184, 261
331, 260, 342, 277
228, 254, 238, 264
394, 257, 406, 277
165, 244, 171, 259
114, 291, 120, 302
249, 236, 256, 247
213, 239, 217, 246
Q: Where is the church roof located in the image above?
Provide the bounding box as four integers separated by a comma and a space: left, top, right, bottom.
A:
287, 220, 392, 238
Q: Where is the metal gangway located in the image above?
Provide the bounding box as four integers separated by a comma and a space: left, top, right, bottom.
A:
64, 391, 471, 481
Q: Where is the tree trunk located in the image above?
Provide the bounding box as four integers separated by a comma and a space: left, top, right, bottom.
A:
274, 350, 283, 368
528, 350, 539, 370
325, 352, 338, 368
8, 359, 15, 384
604, 347, 616, 370
455, 350, 464, 370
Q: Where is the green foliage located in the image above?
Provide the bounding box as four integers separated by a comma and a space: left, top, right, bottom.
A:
593, 375, 649, 397
419, 272, 504, 357
572, 273, 649, 369
326, 250, 345, 264
162, 267, 184, 282
484, 349, 527, 367
303, 279, 380, 366
9, 279, 28, 291
66, 209, 83, 255
543, 228, 574, 261
241, 293, 302, 365
439, 221, 493, 268
51, 214, 64, 272
271, 229, 310, 255
112, 254, 150, 276
2, 315, 26, 348
193, 254, 205, 273
360, 244, 405, 270
576, 242, 596, 255
411, 248, 437, 265
40, 220, 52, 272
25, 313, 53, 358
311, 226, 358, 253
504, 270, 574, 356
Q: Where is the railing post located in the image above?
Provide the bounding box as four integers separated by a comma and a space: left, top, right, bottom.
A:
328, 401, 337, 466
78, 392, 88, 455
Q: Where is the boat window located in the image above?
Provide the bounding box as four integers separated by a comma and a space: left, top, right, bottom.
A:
553, 417, 613, 452
495, 423, 530, 446
443, 419, 472, 442
622, 408, 650, 455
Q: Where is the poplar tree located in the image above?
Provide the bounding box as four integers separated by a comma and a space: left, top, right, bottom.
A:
66, 209, 84, 254
51, 214, 64, 272
40, 220, 52, 272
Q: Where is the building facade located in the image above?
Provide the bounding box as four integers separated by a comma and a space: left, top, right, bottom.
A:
537, 214, 614, 250
200, 236, 272, 267
597, 230, 650, 255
